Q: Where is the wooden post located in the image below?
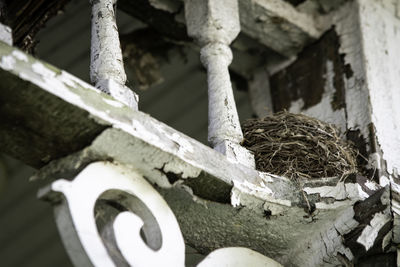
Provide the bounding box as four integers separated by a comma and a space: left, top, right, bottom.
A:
184, 0, 255, 168
89, 0, 138, 110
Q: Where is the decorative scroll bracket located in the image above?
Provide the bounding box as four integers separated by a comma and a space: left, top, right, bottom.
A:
89, 0, 138, 110
38, 162, 282, 267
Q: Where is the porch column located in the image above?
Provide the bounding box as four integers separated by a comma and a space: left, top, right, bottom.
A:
89, 0, 138, 110
184, 0, 255, 168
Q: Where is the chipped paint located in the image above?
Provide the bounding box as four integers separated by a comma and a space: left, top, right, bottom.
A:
0, 54, 16, 71
315, 200, 354, 210
89, 0, 138, 110
152, 123, 195, 158
11, 50, 28, 62
184, 0, 255, 166
32, 62, 56, 78
333, 207, 359, 235
334, 2, 372, 143
303, 182, 366, 201
59, 70, 100, 93
0, 24, 12, 45
358, 0, 400, 175
380, 175, 390, 187
232, 178, 292, 208
102, 98, 124, 108
357, 212, 391, 251
365, 180, 379, 191
1, 40, 393, 265
237, 179, 274, 196
258, 172, 274, 183
368, 152, 382, 170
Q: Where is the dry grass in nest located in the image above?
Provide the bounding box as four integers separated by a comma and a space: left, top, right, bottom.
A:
242, 111, 358, 179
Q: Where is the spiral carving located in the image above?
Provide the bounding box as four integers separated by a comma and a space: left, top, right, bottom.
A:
39, 162, 185, 267
39, 161, 282, 267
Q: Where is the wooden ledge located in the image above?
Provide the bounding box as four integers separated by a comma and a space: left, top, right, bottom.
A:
0, 43, 392, 265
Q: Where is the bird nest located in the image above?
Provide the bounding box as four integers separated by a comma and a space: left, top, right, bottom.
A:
242, 112, 358, 179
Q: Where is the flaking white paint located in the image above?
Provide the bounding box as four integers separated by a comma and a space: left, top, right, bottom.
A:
315, 200, 354, 210
365, 180, 379, 191
32, 62, 56, 78
11, 50, 28, 62
303, 182, 365, 201
0, 55, 15, 71
379, 175, 390, 187
334, 2, 371, 141
358, 0, 400, 175
102, 98, 125, 108
357, 212, 391, 251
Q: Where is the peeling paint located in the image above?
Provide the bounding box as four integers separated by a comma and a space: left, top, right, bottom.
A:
32, 62, 56, 78
0, 55, 15, 70
11, 50, 28, 62
368, 152, 382, 170
1, 40, 392, 265
380, 175, 390, 187
315, 200, 354, 210
365, 180, 379, 191
333, 207, 358, 235
102, 98, 124, 108
358, 1, 400, 175
239, 180, 274, 196
303, 182, 365, 201
357, 212, 391, 251
258, 172, 274, 182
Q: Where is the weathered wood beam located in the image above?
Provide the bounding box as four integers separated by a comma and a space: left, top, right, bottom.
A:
0, 51, 106, 168
270, 0, 400, 252
238, 0, 323, 57
118, 0, 326, 58
351, 0, 400, 249
269, 1, 400, 262
0, 43, 392, 265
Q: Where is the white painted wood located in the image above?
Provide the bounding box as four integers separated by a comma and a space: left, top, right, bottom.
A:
0, 23, 12, 45
39, 162, 287, 266
357, 212, 392, 251
39, 162, 185, 267
90, 0, 125, 85
198, 247, 283, 267
238, 0, 323, 57
357, 0, 400, 177
0, 42, 391, 265
184, 0, 255, 168
333, 0, 400, 246
89, 0, 138, 109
